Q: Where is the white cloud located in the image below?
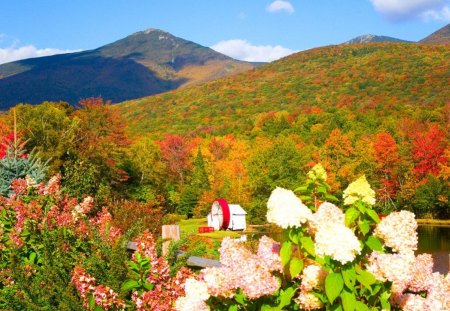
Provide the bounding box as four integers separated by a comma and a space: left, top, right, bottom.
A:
370, 0, 450, 21
266, 0, 295, 14
211, 39, 296, 62
420, 5, 450, 20
0, 45, 80, 65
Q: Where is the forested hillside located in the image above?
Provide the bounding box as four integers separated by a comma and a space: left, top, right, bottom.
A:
120, 43, 449, 137
1, 43, 448, 224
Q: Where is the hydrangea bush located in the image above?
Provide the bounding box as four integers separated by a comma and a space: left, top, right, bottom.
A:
175, 164, 449, 311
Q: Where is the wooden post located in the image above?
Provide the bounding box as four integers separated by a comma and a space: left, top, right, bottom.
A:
162, 225, 180, 256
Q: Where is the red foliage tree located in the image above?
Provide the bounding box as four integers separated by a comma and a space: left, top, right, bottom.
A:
373, 132, 400, 204
158, 134, 193, 184
412, 125, 447, 179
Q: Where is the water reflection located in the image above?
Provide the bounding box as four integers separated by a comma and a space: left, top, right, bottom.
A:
417, 225, 450, 254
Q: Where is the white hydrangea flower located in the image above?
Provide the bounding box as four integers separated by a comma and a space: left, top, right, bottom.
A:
315, 223, 361, 264
175, 278, 210, 311
266, 187, 312, 229
374, 211, 418, 253
343, 175, 376, 206
309, 202, 344, 232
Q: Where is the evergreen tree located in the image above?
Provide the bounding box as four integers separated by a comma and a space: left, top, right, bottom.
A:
0, 137, 48, 196
178, 149, 210, 217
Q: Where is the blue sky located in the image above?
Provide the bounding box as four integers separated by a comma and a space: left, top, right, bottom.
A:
0, 0, 449, 64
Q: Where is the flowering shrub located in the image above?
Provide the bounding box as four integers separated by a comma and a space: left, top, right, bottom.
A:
72, 266, 125, 310
175, 164, 449, 310
0, 175, 125, 309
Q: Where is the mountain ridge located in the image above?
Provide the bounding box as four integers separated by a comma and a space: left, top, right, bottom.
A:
0, 29, 255, 109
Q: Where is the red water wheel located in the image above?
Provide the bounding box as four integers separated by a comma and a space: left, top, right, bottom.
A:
211, 198, 231, 230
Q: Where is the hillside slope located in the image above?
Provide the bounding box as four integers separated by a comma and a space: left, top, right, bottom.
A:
420, 23, 450, 44
0, 29, 254, 109
119, 43, 450, 137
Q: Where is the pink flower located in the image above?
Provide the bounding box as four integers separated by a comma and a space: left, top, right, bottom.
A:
374, 211, 418, 253
300, 264, 328, 292
256, 235, 282, 272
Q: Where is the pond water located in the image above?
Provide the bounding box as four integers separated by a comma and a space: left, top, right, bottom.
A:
417, 225, 450, 254
245, 225, 450, 253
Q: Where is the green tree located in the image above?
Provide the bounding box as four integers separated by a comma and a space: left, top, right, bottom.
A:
247, 136, 309, 223
0, 137, 48, 196
12, 101, 76, 174
178, 148, 210, 217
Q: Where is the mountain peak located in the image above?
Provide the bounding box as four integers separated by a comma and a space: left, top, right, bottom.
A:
133, 28, 167, 36
344, 34, 411, 44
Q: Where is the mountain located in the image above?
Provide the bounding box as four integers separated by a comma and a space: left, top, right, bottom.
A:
344, 34, 411, 44
420, 23, 450, 44
0, 29, 255, 109
118, 43, 450, 137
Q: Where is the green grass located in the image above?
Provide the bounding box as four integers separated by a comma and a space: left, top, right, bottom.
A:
178, 218, 241, 239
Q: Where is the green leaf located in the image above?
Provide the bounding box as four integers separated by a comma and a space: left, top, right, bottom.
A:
325, 272, 344, 304
355, 201, 367, 214
380, 291, 391, 310
143, 282, 154, 291
356, 271, 376, 293
294, 186, 308, 193
325, 194, 339, 202
342, 267, 356, 290
340, 289, 356, 311
366, 209, 380, 223
354, 301, 370, 311
300, 195, 313, 202
317, 184, 327, 194
358, 220, 370, 235
365, 236, 383, 252
121, 280, 140, 291
289, 257, 303, 279
345, 207, 360, 227
234, 292, 246, 304
300, 236, 315, 256
280, 241, 292, 266
278, 287, 296, 309
89, 294, 95, 310
331, 305, 344, 311
289, 230, 299, 244
228, 305, 238, 311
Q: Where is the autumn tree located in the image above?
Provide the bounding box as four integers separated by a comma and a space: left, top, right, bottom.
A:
158, 134, 192, 185
247, 135, 309, 223
12, 102, 76, 173
412, 125, 447, 180
65, 98, 130, 198
372, 132, 400, 211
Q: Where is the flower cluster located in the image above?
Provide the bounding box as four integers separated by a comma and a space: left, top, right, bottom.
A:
309, 202, 344, 232
296, 264, 328, 310
90, 207, 122, 245
307, 163, 327, 182
266, 187, 312, 228
342, 175, 376, 206
71, 266, 125, 310
201, 237, 280, 299
314, 222, 361, 264
175, 277, 210, 311
374, 211, 418, 253
367, 212, 449, 310
130, 231, 194, 311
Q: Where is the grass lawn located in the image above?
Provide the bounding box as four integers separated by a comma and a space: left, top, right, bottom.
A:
178, 218, 241, 238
